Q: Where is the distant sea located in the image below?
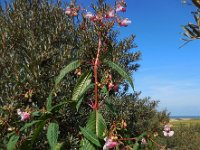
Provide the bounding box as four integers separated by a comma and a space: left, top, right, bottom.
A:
170, 116, 200, 119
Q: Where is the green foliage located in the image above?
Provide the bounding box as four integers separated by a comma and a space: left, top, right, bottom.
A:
80, 127, 101, 147
79, 138, 96, 150
47, 123, 59, 150
7, 134, 19, 150
0, 0, 164, 149
104, 59, 134, 90
47, 60, 81, 110
101, 94, 169, 137
182, 1, 200, 46
156, 123, 200, 149
86, 111, 106, 138
72, 72, 92, 102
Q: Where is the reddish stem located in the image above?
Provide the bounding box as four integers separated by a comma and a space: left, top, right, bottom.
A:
94, 34, 102, 109
118, 138, 136, 141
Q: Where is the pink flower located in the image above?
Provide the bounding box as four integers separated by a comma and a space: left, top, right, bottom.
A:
116, 4, 126, 12
163, 124, 174, 137
118, 18, 131, 27
105, 10, 115, 18
17, 109, 30, 121
141, 138, 147, 144
103, 138, 118, 150
65, 7, 72, 15
65, 7, 79, 16
85, 12, 94, 19
108, 82, 114, 91
163, 130, 174, 137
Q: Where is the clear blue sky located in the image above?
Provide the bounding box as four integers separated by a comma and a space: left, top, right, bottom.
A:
120, 0, 200, 116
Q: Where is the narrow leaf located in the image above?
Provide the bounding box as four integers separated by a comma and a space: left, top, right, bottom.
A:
86, 111, 106, 138
72, 72, 92, 102
133, 142, 139, 150
7, 134, 19, 150
76, 84, 94, 111
55, 60, 81, 87
47, 60, 81, 110
80, 127, 101, 147
104, 60, 134, 90
47, 123, 59, 150
20, 120, 42, 131
79, 138, 96, 150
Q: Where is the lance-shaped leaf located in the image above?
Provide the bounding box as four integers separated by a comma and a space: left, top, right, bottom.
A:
192, 0, 200, 8
104, 59, 134, 90
55, 60, 81, 87
7, 134, 19, 150
20, 120, 42, 131
182, 26, 195, 38
76, 83, 94, 111
47, 123, 59, 150
47, 60, 81, 110
80, 127, 101, 147
86, 110, 106, 138
79, 138, 96, 150
72, 72, 92, 102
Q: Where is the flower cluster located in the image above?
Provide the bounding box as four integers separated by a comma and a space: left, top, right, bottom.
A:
17, 109, 30, 121
103, 137, 118, 150
163, 124, 174, 137
65, 0, 131, 27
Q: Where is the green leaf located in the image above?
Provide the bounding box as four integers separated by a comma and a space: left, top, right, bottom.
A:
86, 111, 106, 138
47, 60, 81, 111
31, 111, 42, 117
7, 134, 19, 150
47, 123, 59, 150
72, 72, 92, 102
79, 138, 96, 150
49, 102, 68, 113
76, 83, 94, 111
147, 139, 153, 150
30, 119, 47, 147
55, 60, 81, 87
20, 120, 42, 131
135, 132, 147, 141
47, 92, 53, 111
133, 142, 139, 150
80, 127, 101, 147
103, 60, 134, 90
104, 101, 117, 115
55, 142, 64, 150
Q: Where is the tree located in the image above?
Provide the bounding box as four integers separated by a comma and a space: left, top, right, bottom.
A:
182, 0, 200, 46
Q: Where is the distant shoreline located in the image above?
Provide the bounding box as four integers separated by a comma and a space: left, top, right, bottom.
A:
170, 116, 200, 119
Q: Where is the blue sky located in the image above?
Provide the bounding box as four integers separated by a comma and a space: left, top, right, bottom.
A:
120, 0, 200, 116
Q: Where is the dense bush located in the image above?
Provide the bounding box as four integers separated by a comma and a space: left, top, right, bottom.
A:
155, 123, 200, 149
0, 0, 169, 149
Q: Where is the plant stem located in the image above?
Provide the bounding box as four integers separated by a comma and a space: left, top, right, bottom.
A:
94, 33, 101, 136
94, 34, 101, 109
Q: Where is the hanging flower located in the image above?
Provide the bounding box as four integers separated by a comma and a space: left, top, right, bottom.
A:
65, 7, 72, 15
108, 82, 114, 91
17, 109, 30, 121
163, 124, 174, 137
65, 6, 79, 16
116, 4, 126, 12
118, 18, 131, 27
141, 138, 147, 144
85, 12, 94, 19
103, 138, 118, 150
105, 10, 115, 18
